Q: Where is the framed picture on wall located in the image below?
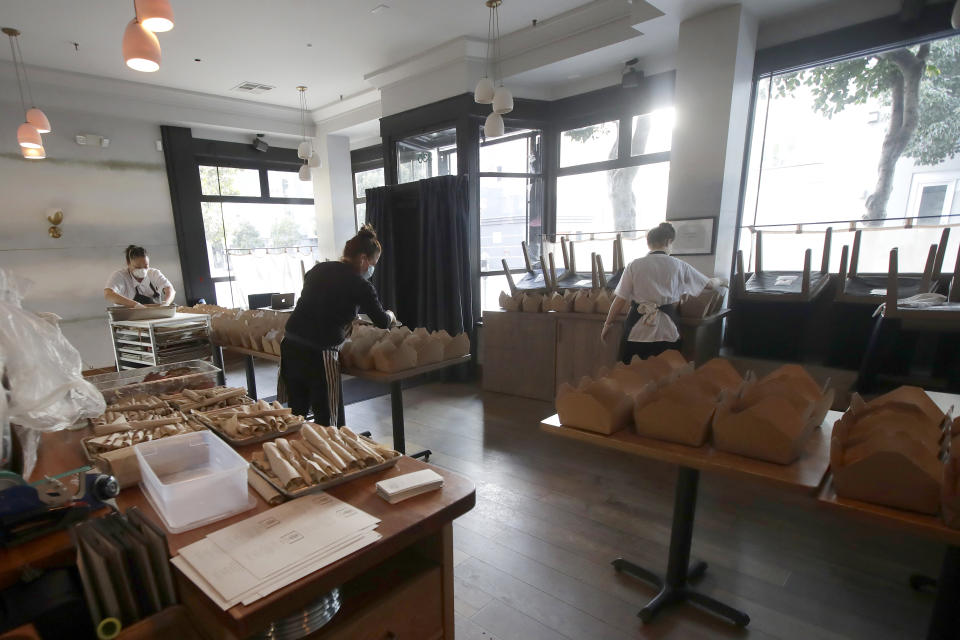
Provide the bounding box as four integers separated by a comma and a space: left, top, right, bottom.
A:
670, 218, 716, 255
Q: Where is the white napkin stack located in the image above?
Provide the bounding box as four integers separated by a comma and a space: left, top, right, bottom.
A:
376, 469, 444, 503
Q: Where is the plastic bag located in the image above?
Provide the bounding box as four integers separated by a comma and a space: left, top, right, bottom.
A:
0, 269, 105, 477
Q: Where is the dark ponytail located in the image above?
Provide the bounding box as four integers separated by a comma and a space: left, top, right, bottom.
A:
646, 222, 676, 248
343, 224, 381, 260
125, 245, 147, 263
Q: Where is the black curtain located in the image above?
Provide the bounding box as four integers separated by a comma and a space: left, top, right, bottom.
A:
365, 185, 398, 316
365, 175, 473, 336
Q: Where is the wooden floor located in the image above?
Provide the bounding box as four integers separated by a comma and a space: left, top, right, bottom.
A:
347, 382, 943, 640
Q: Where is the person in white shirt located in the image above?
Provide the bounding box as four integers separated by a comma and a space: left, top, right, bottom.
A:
103, 245, 176, 309
601, 222, 724, 363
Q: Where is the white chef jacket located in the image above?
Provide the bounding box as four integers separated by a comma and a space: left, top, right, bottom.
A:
105, 268, 173, 302
614, 252, 710, 343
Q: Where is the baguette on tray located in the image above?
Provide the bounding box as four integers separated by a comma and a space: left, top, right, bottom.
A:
251, 423, 400, 492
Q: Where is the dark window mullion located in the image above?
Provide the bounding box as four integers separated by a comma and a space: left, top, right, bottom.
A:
557, 150, 671, 177
478, 172, 539, 179
259, 170, 270, 198
199, 195, 314, 205
618, 116, 631, 160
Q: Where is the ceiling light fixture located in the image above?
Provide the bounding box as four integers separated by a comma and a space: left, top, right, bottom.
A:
484, 112, 505, 137
477, 0, 512, 137
21, 145, 45, 160
135, 0, 175, 32
621, 57, 644, 89
123, 18, 161, 72
123, 0, 168, 72
4, 27, 52, 156
296, 86, 314, 181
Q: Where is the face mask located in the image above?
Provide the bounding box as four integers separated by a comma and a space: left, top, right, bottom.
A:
364, 264, 375, 280
131, 268, 147, 279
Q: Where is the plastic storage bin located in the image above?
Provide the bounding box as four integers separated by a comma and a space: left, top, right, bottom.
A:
135, 430, 251, 532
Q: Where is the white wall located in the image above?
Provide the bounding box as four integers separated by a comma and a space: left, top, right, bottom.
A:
665, 5, 757, 277
0, 101, 182, 368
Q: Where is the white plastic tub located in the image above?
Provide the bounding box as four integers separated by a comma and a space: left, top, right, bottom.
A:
135, 430, 251, 532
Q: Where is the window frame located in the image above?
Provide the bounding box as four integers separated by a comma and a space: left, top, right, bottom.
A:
198, 164, 315, 295
478, 127, 545, 278
351, 145, 385, 230
394, 124, 460, 185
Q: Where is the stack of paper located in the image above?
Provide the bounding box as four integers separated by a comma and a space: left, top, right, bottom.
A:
376, 469, 444, 504
171, 493, 381, 609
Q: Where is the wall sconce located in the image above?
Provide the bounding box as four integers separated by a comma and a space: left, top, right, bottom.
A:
47, 209, 63, 238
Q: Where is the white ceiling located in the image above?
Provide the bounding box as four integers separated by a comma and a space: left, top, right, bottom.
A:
0, 0, 907, 126
0, 0, 588, 110
511, 0, 903, 91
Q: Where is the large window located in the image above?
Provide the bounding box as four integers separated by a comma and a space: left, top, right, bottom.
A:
555, 108, 674, 239
396, 127, 458, 184
479, 128, 543, 310
741, 34, 960, 273
199, 165, 317, 308
353, 166, 385, 230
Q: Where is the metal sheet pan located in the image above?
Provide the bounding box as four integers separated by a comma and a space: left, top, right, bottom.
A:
250, 455, 400, 499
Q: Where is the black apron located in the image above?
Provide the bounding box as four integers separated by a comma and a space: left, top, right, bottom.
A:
133, 280, 162, 305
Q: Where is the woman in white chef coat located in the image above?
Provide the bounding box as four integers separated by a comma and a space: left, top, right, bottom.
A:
601, 222, 723, 364
103, 245, 176, 308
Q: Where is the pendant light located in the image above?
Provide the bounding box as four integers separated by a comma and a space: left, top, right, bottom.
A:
474, 1, 498, 104
123, 18, 161, 72
476, 1, 512, 137
296, 86, 313, 181
484, 112, 505, 138
492, 86, 513, 115
17, 123, 42, 149
4, 28, 52, 154
135, 0, 175, 33
21, 145, 45, 160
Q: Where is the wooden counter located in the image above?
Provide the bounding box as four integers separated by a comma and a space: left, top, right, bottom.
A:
6, 426, 476, 639
482, 309, 728, 402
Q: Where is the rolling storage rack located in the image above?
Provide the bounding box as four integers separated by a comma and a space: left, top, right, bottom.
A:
108, 312, 214, 371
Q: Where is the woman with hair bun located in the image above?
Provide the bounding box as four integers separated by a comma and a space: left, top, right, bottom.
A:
281, 224, 396, 426
600, 222, 724, 363
103, 245, 176, 308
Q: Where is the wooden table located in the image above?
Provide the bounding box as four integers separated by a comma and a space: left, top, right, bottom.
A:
220, 345, 470, 456
540, 411, 837, 628
10, 427, 476, 639
815, 389, 960, 640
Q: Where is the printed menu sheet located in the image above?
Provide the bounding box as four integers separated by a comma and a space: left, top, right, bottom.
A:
173, 493, 381, 609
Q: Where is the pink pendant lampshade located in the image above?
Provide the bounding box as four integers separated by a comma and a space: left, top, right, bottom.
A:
17, 122, 42, 149
135, 0, 175, 32
123, 19, 161, 72
26, 108, 51, 134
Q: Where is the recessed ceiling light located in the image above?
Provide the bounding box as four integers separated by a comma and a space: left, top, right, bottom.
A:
371, 4, 390, 14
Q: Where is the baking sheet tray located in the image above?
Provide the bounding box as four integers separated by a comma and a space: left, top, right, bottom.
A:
191, 409, 304, 447
88, 360, 220, 402
108, 305, 177, 321
250, 454, 400, 499
80, 422, 211, 463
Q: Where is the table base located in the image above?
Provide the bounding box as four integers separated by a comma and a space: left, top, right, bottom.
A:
615, 466, 749, 627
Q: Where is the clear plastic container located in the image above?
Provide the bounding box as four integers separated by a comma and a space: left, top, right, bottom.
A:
135, 430, 251, 533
